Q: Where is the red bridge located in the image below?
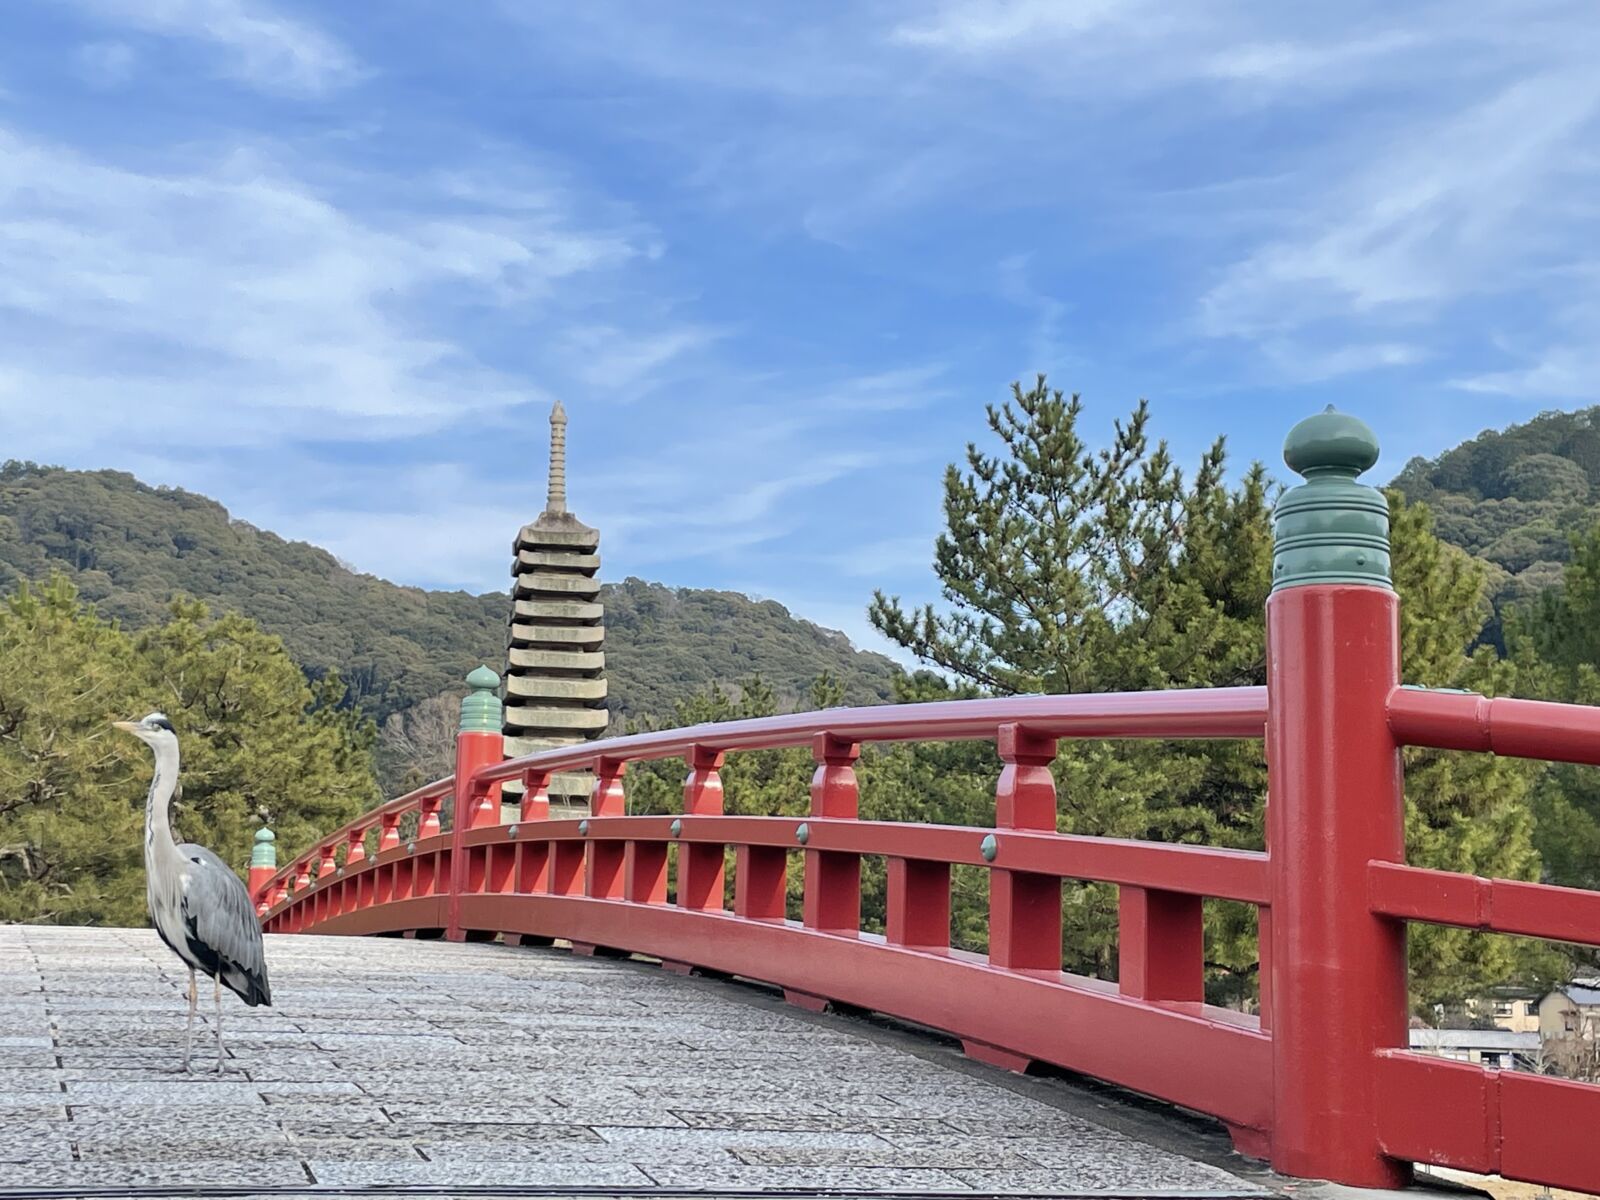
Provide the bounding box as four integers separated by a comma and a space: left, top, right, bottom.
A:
256, 410, 1600, 1194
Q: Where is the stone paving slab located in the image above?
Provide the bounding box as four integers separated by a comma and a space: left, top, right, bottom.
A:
0, 924, 1272, 1195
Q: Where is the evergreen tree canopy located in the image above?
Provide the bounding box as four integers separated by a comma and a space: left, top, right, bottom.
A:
867, 378, 1553, 1008
0, 576, 379, 926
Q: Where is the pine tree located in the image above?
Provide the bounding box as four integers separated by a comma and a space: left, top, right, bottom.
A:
0, 576, 153, 923
0, 577, 380, 925
867, 378, 1553, 1005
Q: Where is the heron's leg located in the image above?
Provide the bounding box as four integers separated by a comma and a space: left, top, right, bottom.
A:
213, 974, 225, 1073
183, 968, 196, 1073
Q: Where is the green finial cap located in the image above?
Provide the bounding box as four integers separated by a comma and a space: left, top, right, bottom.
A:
460, 665, 502, 733
251, 827, 277, 869
1272, 406, 1391, 592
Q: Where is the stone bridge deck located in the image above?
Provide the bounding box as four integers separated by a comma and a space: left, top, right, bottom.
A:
1, 926, 1276, 1197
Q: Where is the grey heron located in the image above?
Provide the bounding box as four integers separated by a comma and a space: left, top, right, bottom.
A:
114, 712, 271, 1072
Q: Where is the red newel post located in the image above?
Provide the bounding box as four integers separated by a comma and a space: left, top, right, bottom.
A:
247, 826, 276, 910
1266, 409, 1409, 1188
447, 667, 505, 942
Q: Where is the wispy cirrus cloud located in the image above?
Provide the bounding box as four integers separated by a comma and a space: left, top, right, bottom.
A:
0, 125, 642, 458
64, 0, 360, 95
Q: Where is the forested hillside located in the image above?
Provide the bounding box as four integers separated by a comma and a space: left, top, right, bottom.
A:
0, 462, 898, 724
1391, 406, 1600, 630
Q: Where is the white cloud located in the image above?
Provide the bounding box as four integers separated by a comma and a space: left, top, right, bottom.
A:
0, 126, 642, 455
66, 0, 359, 96
1201, 69, 1600, 339
889, 0, 1154, 52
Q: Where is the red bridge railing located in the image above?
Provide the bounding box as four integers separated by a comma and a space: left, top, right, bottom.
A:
255, 409, 1600, 1193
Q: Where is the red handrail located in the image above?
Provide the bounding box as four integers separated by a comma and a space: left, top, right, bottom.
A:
471, 686, 1269, 789
1389, 685, 1600, 766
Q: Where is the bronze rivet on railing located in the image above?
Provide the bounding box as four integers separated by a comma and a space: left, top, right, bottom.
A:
670, 818, 683, 838
336, 866, 344, 878
406, 841, 416, 855
507, 824, 518, 839
578, 819, 590, 836
796, 822, 810, 846
980, 833, 998, 862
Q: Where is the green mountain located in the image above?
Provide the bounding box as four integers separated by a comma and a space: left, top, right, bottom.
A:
0, 462, 900, 724
1390, 406, 1600, 633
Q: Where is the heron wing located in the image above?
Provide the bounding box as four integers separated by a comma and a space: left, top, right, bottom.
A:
177, 843, 272, 1007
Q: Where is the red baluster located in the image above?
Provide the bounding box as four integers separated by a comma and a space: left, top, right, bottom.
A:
418, 794, 442, 839
625, 840, 668, 904
887, 858, 950, 949
316, 844, 338, 879
678, 746, 725, 911
592, 755, 627, 817
521, 768, 551, 820
802, 733, 860, 934
988, 723, 1059, 970
378, 811, 401, 853
1117, 886, 1203, 1001
345, 827, 367, 867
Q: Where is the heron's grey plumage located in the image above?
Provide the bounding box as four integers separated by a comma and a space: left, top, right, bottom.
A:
118, 711, 271, 1070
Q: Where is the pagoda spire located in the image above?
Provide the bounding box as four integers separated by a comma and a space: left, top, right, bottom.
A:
546, 400, 567, 515
502, 399, 606, 817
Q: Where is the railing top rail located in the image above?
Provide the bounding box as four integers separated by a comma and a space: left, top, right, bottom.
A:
274, 775, 453, 880
474, 685, 1269, 788
1388, 686, 1600, 767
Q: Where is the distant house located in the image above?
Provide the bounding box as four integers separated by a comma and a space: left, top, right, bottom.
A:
1467, 988, 1541, 1034
1408, 1028, 1541, 1071
1539, 981, 1600, 1041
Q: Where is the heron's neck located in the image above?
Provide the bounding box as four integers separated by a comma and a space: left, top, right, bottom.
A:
144, 740, 183, 866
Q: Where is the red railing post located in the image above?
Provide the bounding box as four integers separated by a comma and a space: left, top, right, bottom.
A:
679, 745, 726, 911
988, 723, 1059, 970
802, 733, 860, 933
316, 844, 337, 879
447, 667, 505, 941
344, 827, 367, 868
1266, 409, 1409, 1188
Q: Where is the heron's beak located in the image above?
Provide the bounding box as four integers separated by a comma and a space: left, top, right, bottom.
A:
112, 720, 140, 734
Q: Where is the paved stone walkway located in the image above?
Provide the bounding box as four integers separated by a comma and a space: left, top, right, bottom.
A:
0, 925, 1270, 1196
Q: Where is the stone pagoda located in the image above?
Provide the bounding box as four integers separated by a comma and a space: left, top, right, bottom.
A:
501, 401, 607, 814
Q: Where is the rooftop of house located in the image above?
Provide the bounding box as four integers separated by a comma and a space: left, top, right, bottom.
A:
1410, 1029, 1541, 1051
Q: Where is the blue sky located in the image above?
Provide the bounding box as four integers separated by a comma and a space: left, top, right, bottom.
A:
3, 2, 1598, 658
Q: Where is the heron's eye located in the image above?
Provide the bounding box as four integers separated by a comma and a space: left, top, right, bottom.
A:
148, 716, 175, 733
